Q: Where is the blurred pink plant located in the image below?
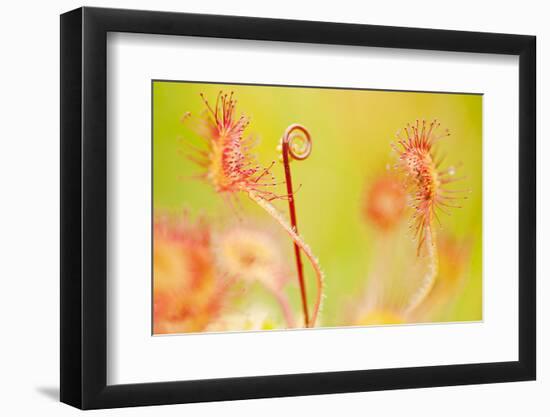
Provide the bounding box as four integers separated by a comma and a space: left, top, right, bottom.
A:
153, 212, 296, 333
153, 213, 227, 334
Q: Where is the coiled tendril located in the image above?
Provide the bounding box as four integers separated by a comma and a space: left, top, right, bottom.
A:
279, 124, 321, 328
285, 124, 312, 161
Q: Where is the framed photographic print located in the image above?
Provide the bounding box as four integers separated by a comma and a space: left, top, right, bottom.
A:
60, 6, 536, 409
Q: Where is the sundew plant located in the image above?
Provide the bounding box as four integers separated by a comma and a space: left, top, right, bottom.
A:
152, 81, 482, 334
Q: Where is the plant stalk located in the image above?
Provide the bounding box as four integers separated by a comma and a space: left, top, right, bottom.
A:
249, 191, 324, 327
405, 224, 438, 314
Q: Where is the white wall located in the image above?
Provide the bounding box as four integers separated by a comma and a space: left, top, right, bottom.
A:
0, 0, 545, 415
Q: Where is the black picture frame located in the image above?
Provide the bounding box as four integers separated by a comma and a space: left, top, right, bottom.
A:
60, 6, 536, 410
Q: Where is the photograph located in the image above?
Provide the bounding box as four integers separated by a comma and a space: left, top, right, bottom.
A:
152, 81, 483, 335
0, 0, 542, 413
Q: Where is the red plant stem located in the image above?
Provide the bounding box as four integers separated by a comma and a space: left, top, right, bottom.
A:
281, 128, 310, 327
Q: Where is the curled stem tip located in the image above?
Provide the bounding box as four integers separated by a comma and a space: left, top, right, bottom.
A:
277, 124, 322, 328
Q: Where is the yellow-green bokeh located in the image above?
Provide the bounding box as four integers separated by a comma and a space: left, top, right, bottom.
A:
153, 80, 482, 327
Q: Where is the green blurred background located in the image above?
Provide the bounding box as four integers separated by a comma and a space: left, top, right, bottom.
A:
153, 80, 482, 327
